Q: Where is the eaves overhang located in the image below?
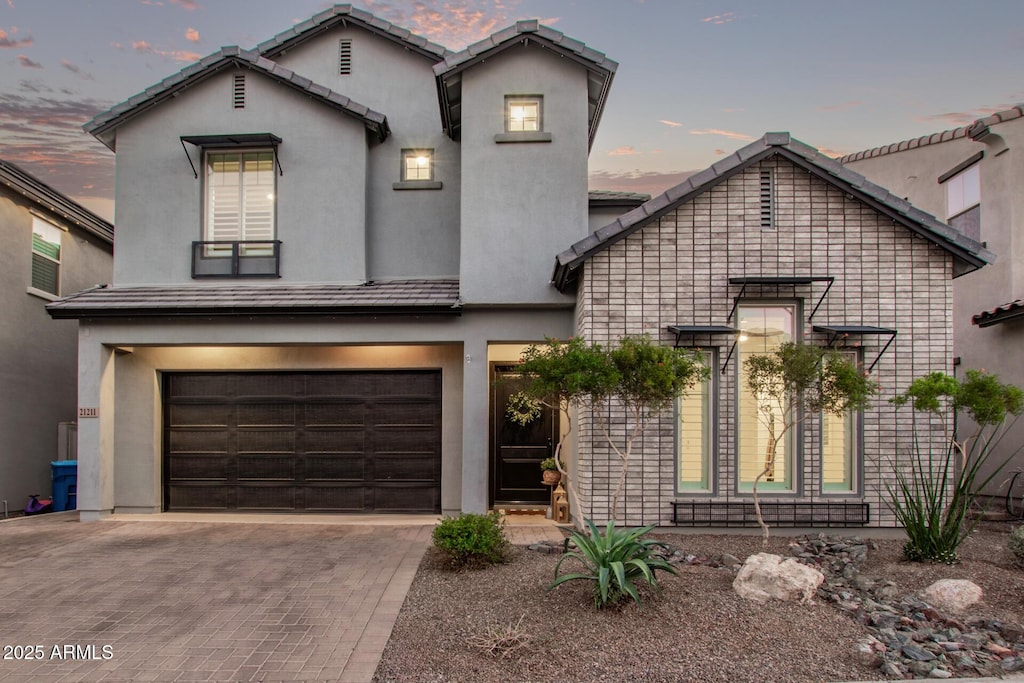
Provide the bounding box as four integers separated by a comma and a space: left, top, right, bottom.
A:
0, 159, 113, 244
973, 300, 1024, 328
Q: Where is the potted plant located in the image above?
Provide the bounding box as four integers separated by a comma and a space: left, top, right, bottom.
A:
540, 458, 561, 485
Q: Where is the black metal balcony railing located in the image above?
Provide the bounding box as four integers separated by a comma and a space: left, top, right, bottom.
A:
191, 240, 281, 278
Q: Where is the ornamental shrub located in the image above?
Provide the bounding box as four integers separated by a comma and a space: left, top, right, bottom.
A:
1010, 525, 1024, 569
432, 511, 509, 569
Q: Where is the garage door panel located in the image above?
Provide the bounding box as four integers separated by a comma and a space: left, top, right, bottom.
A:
168, 455, 229, 480
164, 371, 441, 513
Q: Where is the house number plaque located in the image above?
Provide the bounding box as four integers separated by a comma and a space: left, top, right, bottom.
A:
78, 407, 99, 418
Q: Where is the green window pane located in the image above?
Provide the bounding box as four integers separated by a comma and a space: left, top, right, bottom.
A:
31, 253, 59, 294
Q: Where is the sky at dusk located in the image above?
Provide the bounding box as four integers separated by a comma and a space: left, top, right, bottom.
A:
3, 0, 1023, 222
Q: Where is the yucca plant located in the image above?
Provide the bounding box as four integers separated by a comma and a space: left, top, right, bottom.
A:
548, 518, 677, 608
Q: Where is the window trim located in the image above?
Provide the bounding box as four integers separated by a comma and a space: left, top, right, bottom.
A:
735, 300, 802, 496
30, 215, 63, 297
496, 95, 552, 144
943, 160, 981, 219
202, 147, 278, 253
675, 348, 717, 495
393, 148, 442, 190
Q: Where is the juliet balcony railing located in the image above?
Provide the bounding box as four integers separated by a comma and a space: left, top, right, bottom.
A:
191, 240, 282, 278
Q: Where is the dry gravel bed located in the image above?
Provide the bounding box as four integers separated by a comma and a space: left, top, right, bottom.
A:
373, 523, 1024, 683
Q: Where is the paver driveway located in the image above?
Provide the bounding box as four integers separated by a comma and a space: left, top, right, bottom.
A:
0, 514, 431, 682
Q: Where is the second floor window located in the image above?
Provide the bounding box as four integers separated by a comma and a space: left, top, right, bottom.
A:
206, 150, 275, 252
31, 216, 62, 295
402, 149, 433, 181
506, 96, 541, 132
945, 163, 980, 218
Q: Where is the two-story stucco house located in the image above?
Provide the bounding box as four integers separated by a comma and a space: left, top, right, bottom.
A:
0, 159, 113, 513
48, 6, 616, 519
841, 107, 1024, 507
551, 133, 991, 527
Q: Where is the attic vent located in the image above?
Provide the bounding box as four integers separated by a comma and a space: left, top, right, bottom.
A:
232, 74, 245, 109
760, 169, 774, 229
339, 39, 352, 75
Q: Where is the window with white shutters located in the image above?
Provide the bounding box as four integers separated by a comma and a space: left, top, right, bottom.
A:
205, 150, 275, 254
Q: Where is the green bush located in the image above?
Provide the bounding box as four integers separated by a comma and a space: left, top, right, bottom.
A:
549, 518, 677, 608
432, 512, 509, 568
1010, 525, 1024, 568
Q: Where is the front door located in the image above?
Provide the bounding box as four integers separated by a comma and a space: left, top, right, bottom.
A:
490, 364, 557, 505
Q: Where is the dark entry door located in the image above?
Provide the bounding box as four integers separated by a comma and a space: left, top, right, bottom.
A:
163, 371, 441, 513
490, 364, 557, 505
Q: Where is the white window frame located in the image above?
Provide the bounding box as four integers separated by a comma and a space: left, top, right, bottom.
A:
401, 149, 434, 182
736, 302, 799, 493
30, 215, 62, 297
204, 148, 276, 256
505, 95, 542, 133
676, 349, 715, 493
945, 163, 980, 218
821, 350, 861, 495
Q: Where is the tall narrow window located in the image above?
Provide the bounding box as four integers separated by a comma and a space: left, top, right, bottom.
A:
760, 169, 774, 229
822, 351, 859, 493
205, 150, 275, 254
232, 74, 245, 109
945, 163, 980, 218
506, 96, 542, 132
338, 39, 352, 75
677, 350, 714, 492
737, 304, 796, 491
31, 216, 62, 295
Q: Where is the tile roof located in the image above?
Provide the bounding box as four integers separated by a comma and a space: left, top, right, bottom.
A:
46, 280, 462, 319
433, 20, 617, 150
84, 47, 390, 150
838, 105, 1024, 163
972, 300, 1024, 328
258, 4, 452, 60
0, 159, 113, 243
552, 132, 993, 292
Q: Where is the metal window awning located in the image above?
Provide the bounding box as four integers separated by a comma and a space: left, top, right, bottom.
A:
813, 324, 897, 374
728, 276, 835, 323
667, 325, 739, 347
180, 133, 283, 178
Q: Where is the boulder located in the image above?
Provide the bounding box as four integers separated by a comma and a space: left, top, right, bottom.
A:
919, 579, 983, 614
733, 552, 824, 604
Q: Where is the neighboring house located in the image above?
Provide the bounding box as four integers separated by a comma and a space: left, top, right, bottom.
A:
48, 6, 617, 519
0, 160, 113, 514
551, 132, 991, 527
841, 107, 1024, 505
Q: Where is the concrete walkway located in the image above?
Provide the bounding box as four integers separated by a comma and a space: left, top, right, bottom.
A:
0, 512, 562, 683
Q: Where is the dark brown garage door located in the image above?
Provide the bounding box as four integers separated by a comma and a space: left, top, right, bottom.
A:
163, 371, 441, 513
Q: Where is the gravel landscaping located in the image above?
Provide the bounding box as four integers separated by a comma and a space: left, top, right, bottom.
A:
373, 522, 1024, 682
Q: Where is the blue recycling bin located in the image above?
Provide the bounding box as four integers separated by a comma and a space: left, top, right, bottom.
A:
51, 460, 78, 512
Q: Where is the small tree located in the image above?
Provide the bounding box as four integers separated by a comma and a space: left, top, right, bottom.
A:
887, 370, 1024, 562
744, 342, 878, 544
511, 335, 707, 527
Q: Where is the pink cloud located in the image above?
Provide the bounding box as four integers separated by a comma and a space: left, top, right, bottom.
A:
915, 106, 1012, 127
17, 54, 42, 68
608, 146, 639, 156
132, 39, 201, 62
658, 119, 682, 127
817, 147, 846, 158
714, 148, 726, 155
170, 0, 199, 9
140, 0, 164, 5
363, 0, 519, 50
185, 27, 200, 43
689, 128, 756, 142
701, 12, 739, 25
817, 100, 863, 112
0, 27, 33, 48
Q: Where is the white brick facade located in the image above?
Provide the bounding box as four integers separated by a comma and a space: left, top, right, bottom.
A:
574, 158, 955, 527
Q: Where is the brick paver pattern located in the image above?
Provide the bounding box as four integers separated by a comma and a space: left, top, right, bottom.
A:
0, 516, 431, 682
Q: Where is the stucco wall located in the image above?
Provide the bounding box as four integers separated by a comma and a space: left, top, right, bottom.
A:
576, 158, 955, 527
112, 67, 369, 285
272, 26, 461, 280
0, 187, 112, 510
458, 45, 588, 304
845, 123, 1024, 500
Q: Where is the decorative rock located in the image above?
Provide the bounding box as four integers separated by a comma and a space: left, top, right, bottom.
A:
998, 622, 1024, 643
733, 553, 824, 604
984, 642, 1013, 657
720, 553, 741, 568
902, 643, 937, 661
919, 579, 983, 613
880, 661, 905, 677
854, 641, 882, 667
928, 667, 953, 678
1001, 656, 1024, 672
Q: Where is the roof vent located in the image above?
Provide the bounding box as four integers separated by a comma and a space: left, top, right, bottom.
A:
760, 169, 774, 229
339, 39, 352, 75
232, 74, 245, 109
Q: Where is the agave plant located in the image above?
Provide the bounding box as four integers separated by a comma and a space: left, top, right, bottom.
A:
549, 518, 677, 608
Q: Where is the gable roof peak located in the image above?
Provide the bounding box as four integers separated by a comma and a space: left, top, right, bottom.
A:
552, 131, 992, 291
